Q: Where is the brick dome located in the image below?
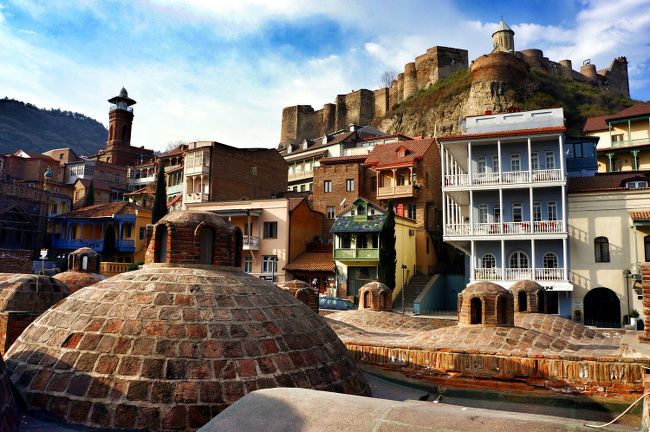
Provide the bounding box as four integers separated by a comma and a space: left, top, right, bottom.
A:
0, 274, 70, 354
0, 354, 17, 432
511, 280, 546, 313
358, 282, 392, 311
458, 281, 514, 327
277, 280, 318, 313
54, 248, 105, 293
5, 211, 369, 431
53, 271, 106, 293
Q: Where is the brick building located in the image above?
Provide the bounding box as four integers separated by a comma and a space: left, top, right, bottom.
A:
183, 141, 287, 206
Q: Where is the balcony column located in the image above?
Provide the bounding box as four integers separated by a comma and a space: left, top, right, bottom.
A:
498, 189, 503, 234
500, 240, 505, 281
497, 139, 502, 182
391, 169, 397, 187
631, 149, 640, 170
561, 185, 567, 231
467, 141, 473, 184
558, 134, 565, 175
470, 240, 475, 281
469, 190, 474, 235
442, 195, 447, 233
531, 238, 536, 280
527, 137, 532, 181
409, 166, 413, 185
627, 120, 632, 145
606, 152, 614, 172
118, 222, 123, 243
562, 238, 568, 280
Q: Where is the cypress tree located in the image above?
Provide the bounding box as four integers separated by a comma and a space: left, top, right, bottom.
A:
83, 180, 95, 207
151, 164, 168, 224
378, 200, 396, 289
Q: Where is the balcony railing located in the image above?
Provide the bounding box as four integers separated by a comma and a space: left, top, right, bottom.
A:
167, 184, 182, 195
445, 220, 565, 236
610, 137, 650, 148
377, 184, 414, 198
185, 165, 210, 175
444, 169, 563, 187
334, 248, 379, 260
243, 235, 260, 250
100, 262, 131, 277
184, 192, 209, 203
52, 239, 104, 250
474, 267, 564, 281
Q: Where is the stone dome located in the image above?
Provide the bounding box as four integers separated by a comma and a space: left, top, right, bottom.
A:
0, 354, 17, 432
358, 282, 392, 311
5, 211, 369, 431
458, 281, 514, 327
54, 247, 105, 293
511, 280, 546, 313
277, 280, 318, 313
0, 274, 70, 354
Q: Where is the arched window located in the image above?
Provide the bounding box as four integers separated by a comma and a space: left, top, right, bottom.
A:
481, 254, 496, 268
470, 297, 482, 324
363, 290, 371, 308
517, 290, 527, 312
154, 225, 168, 263
509, 251, 529, 268
497, 295, 508, 324
595, 237, 610, 262
81, 255, 88, 270
644, 235, 650, 262
543, 252, 558, 268
198, 227, 214, 265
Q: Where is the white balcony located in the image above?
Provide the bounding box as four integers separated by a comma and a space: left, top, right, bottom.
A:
185, 165, 210, 176
474, 267, 564, 282
184, 192, 209, 203
444, 220, 565, 237
444, 169, 563, 188
535, 268, 563, 281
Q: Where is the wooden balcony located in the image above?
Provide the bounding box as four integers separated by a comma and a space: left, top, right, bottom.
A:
377, 184, 414, 199
334, 248, 379, 261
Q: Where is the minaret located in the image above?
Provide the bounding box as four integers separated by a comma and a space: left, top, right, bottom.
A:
107, 87, 136, 149
492, 18, 515, 53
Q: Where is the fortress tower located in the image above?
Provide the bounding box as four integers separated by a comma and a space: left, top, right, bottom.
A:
97, 87, 154, 165
492, 18, 515, 53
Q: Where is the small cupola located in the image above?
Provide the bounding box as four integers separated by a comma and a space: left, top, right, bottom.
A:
458, 281, 514, 326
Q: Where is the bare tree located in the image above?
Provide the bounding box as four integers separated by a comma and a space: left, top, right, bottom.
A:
380, 70, 398, 88
163, 139, 186, 153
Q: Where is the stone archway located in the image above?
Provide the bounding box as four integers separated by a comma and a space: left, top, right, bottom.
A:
584, 287, 621, 328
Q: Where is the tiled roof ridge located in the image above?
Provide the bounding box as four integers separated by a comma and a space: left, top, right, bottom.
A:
439, 126, 566, 141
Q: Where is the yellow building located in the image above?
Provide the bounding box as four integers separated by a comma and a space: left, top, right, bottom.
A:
584, 103, 650, 172
51, 202, 152, 269
567, 172, 650, 327
331, 198, 417, 302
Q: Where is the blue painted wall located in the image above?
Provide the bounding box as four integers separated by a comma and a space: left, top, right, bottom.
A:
469, 139, 561, 173
474, 240, 564, 268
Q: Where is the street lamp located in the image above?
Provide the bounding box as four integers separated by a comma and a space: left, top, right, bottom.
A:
401, 264, 407, 315
624, 269, 632, 325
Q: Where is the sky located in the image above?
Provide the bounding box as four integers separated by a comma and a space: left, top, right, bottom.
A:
1, 0, 649, 152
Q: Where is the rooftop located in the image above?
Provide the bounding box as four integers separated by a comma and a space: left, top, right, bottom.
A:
364, 138, 435, 169
567, 171, 650, 193
54, 201, 149, 219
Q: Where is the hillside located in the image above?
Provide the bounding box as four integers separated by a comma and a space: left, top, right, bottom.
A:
0, 98, 107, 156
376, 68, 637, 137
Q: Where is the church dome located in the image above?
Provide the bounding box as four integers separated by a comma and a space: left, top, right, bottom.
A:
5, 211, 369, 431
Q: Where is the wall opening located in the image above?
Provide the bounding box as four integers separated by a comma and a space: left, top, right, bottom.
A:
154, 225, 168, 263
81, 255, 88, 271
517, 290, 527, 312
584, 287, 621, 328
363, 291, 371, 308
198, 227, 214, 265
470, 297, 482, 324
497, 295, 508, 325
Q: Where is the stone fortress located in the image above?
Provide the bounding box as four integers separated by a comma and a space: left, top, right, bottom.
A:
279, 19, 630, 147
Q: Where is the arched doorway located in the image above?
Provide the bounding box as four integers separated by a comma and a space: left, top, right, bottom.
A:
584, 287, 621, 328
198, 227, 214, 265
470, 297, 482, 324
154, 225, 168, 263
363, 291, 371, 308
496, 295, 508, 325
517, 290, 527, 312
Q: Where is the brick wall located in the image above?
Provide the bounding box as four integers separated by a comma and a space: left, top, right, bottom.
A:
0, 249, 32, 273
640, 263, 650, 342
0, 312, 36, 355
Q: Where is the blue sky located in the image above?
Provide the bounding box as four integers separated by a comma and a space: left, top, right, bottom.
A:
1, 0, 649, 152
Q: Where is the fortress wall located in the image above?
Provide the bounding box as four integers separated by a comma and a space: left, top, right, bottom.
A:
598, 57, 630, 98
397, 73, 405, 104
403, 62, 418, 99
335, 90, 376, 131
320, 103, 336, 136
470, 52, 530, 86
388, 80, 398, 108
374, 88, 389, 119
430, 46, 469, 84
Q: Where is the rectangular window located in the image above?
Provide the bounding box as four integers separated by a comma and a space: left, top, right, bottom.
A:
324, 180, 332, 193
263, 221, 277, 239
533, 202, 542, 221
531, 152, 539, 171
545, 151, 556, 169
300, 184, 305, 192
326, 207, 335, 219
124, 224, 132, 238
139, 227, 146, 240
244, 256, 253, 273
510, 154, 521, 171
370, 176, 377, 192
492, 155, 499, 172
612, 133, 624, 143
407, 204, 417, 220
345, 179, 354, 192
478, 204, 488, 223
512, 203, 522, 222
493, 203, 501, 223
582, 142, 595, 158
396, 174, 406, 186
547, 201, 557, 221
477, 156, 487, 173
262, 256, 277, 274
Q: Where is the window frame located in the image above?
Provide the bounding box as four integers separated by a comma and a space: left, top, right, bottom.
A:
543, 252, 558, 269
326, 207, 335, 219
345, 178, 355, 192
545, 151, 556, 170
324, 180, 332, 193
263, 221, 278, 239
594, 236, 610, 263
510, 153, 521, 172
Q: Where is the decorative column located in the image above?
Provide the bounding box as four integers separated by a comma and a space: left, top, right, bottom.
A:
561, 185, 567, 231
606, 152, 614, 172
467, 141, 473, 184
470, 240, 475, 281
558, 134, 565, 176
497, 139, 502, 182
469, 190, 474, 235
632, 149, 640, 170
628, 120, 632, 146
501, 240, 506, 281
562, 238, 568, 280
527, 137, 532, 181
531, 238, 536, 281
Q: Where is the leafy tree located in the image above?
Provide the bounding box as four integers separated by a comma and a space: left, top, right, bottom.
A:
83, 180, 95, 207
378, 200, 396, 289
151, 164, 168, 224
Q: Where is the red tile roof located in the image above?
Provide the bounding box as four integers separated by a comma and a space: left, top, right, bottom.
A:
568, 172, 650, 193
583, 115, 608, 133
55, 202, 149, 218
439, 126, 566, 141
605, 103, 650, 122
288, 197, 305, 212
319, 155, 369, 165
364, 138, 435, 169
630, 210, 650, 222
73, 178, 115, 192
167, 194, 182, 208
284, 251, 335, 272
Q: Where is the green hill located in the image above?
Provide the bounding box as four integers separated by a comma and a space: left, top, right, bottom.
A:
0, 98, 107, 156
377, 68, 638, 137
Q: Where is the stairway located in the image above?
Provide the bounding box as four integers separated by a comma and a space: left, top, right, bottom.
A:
392, 274, 430, 314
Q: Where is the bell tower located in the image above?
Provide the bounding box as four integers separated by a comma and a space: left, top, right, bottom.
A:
492, 18, 515, 53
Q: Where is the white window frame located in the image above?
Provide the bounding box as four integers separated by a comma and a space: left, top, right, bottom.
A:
512, 202, 523, 222
531, 152, 539, 171
547, 201, 557, 221
545, 151, 556, 170
532, 202, 542, 222
477, 156, 487, 173
326, 207, 335, 219
478, 204, 488, 224
324, 180, 332, 193
510, 154, 521, 172
493, 203, 500, 223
